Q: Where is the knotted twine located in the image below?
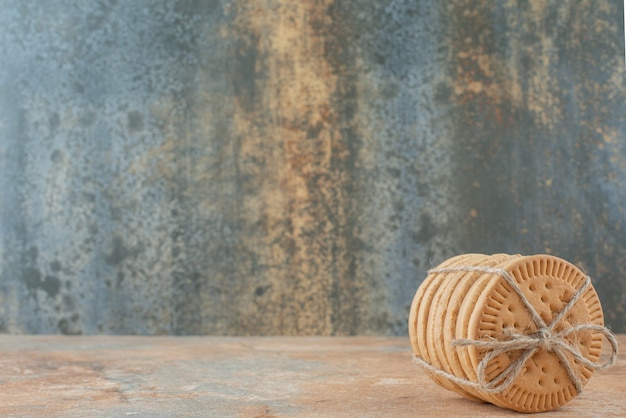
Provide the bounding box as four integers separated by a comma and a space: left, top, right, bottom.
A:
412, 266, 619, 395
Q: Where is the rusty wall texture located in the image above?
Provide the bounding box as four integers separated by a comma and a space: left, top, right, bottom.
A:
0, 0, 624, 335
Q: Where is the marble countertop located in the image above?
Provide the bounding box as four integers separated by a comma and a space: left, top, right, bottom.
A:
0, 335, 623, 417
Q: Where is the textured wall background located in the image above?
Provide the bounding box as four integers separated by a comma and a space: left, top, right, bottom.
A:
0, 0, 624, 335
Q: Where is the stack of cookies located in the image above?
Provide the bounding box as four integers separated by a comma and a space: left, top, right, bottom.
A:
408, 254, 612, 413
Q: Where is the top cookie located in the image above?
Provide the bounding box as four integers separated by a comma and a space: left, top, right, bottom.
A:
464, 255, 605, 413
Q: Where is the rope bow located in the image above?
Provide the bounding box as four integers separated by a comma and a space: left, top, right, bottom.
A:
413, 266, 618, 394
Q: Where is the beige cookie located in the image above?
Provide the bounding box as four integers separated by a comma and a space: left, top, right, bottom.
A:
427, 254, 490, 400
450, 255, 524, 407
465, 255, 604, 413
438, 254, 520, 401
409, 254, 482, 391
409, 253, 477, 357
455, 260, 510, 388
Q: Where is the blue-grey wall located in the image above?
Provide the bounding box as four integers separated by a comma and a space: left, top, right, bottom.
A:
0, 0, 624, 335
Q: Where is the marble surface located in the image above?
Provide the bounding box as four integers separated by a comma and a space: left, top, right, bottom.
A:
0, 335, 624, 417
0, 1, 625, 336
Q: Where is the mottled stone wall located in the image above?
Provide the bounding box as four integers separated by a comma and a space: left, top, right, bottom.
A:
0, 0, 624, 335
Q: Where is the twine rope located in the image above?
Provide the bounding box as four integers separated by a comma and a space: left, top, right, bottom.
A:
412, 265, 619, 394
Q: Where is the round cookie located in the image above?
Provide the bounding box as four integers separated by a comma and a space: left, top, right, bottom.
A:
455, 259, 510, 383
453, 256, 520, 407
437, 254, 520, 401
426, 254, 489, 399
409, 254, 482, 390
410, 254, 480, 358
443, 254, 520, 380
466, 255, 605, 413
457, 255, 562, 410
409, 253, 477, 356
427, 254, 487, 367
